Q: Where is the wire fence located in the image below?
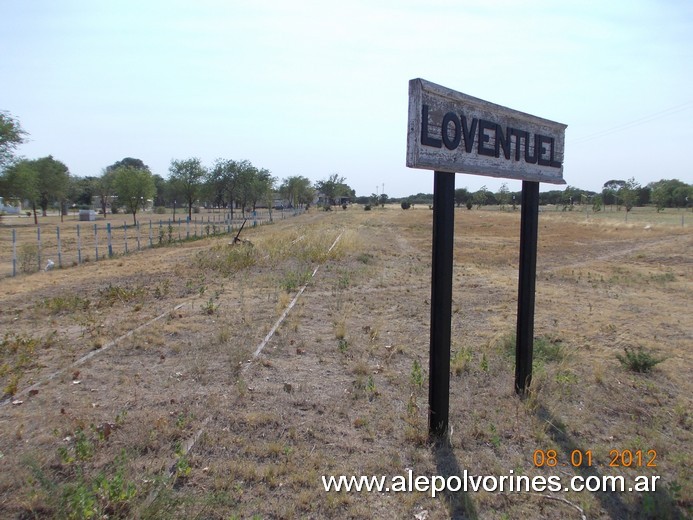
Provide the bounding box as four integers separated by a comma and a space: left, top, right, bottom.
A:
1, 208, 305, 278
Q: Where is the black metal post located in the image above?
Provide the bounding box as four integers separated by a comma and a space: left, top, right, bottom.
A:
515, 181, 540, 394
429, 170, 455, 435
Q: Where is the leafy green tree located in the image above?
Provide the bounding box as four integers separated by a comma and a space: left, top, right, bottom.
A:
112, 166, 156, 225
279, 175, 313, 208
100, 158, 151, 217
539, 190, 563, 205
35, 156, 70, 217
4, 156, 70, 219
152, 174, 168, 208
454, 187, 470, 207
169, 157, 206, 220
314, 173, 353, 206
592, 194, 603, 212
672, 184, 692, 209
67, 175, 98, 207
497, 183, 510, 210
251, 168, 275, 211
209, 158, 241, 217
235, 161, 260, 215
619, 177, 640, 212
603, 180, 625, 209
95, 169, 117, 217
2, 159, 40, 222
106, 157, 150, 174
649, 179, 692, 211
473, 185, 490, 209
0, 111, 27, 170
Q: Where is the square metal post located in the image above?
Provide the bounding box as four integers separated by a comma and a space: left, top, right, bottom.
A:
429, 170, 455, 435
515, 181, 540, 394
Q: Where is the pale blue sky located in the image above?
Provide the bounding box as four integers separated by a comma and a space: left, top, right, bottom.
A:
2, 0, 691, 197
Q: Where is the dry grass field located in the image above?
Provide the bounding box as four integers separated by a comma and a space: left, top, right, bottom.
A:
0, 205, 690, 519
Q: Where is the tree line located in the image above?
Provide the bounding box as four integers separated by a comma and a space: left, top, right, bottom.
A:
361, 178, 691, 213
2, 111, 359, 225
1, 111, 690, 225
0, 154, 333, 226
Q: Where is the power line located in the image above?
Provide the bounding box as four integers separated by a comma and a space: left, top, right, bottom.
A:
571, 101, 692, 145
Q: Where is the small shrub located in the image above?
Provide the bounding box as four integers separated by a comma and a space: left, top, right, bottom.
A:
366, 376, 377, 400
451, 348, 472, 375
480, 353, 489, 372
410, 359, 424, 388
154, 206, 167, 214
364, 205, 371, 211
97, 284, 146, 307
357, 253, 374, 264
195, 243, 257, 276
616, 346, 666, 373
19, 243, 39, 273
39, 295, 91, 314
533, 336, 564, 363
3, 373, 20, 396
280, 269, 312, 292
401, 201, 411, 210
337, 272, 350, 289
201, 298, 218, 315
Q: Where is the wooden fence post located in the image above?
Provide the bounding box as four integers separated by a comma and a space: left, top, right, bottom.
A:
57, 226, 62, 268
12, 229, 17, 277
37, 226, 42, 272
77, 224, 82, 264
107, 223, 113, 257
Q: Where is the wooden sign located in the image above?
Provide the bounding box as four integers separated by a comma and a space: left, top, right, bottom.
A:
406, 78, 569, 436
407, 78, 567, 185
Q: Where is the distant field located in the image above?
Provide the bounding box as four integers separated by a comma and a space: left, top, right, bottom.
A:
0, 205, 690, 519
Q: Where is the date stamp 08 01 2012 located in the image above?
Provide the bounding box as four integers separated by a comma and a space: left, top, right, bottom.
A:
533, 449, 657, 469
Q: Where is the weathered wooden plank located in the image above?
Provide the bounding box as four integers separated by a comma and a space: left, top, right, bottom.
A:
407, 78, 567, 184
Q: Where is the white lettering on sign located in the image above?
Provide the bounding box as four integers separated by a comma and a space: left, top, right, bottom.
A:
407, 78, 567, 184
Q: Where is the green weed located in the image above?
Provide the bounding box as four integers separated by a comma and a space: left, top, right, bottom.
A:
201, 298, 218, 315
451, 348, 472, 375
280, 269, 312, 292
356, 253, 374, 264
480, 353, 489, 372
410, 359, 424, 388
39, 295, 91, 314
195, 243, 257, 276
616, 346, 666, 373
19, 243, 39, 273
97, 284, 146, 307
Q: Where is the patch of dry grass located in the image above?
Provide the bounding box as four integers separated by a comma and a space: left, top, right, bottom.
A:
0, 206, 690, 519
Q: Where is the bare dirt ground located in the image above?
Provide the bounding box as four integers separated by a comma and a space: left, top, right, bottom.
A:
0, 206, 690, 519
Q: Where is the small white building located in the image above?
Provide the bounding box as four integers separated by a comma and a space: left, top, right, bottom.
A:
0, 196, 21, 214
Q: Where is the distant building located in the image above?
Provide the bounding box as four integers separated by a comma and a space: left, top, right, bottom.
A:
0, 196, 21, 214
